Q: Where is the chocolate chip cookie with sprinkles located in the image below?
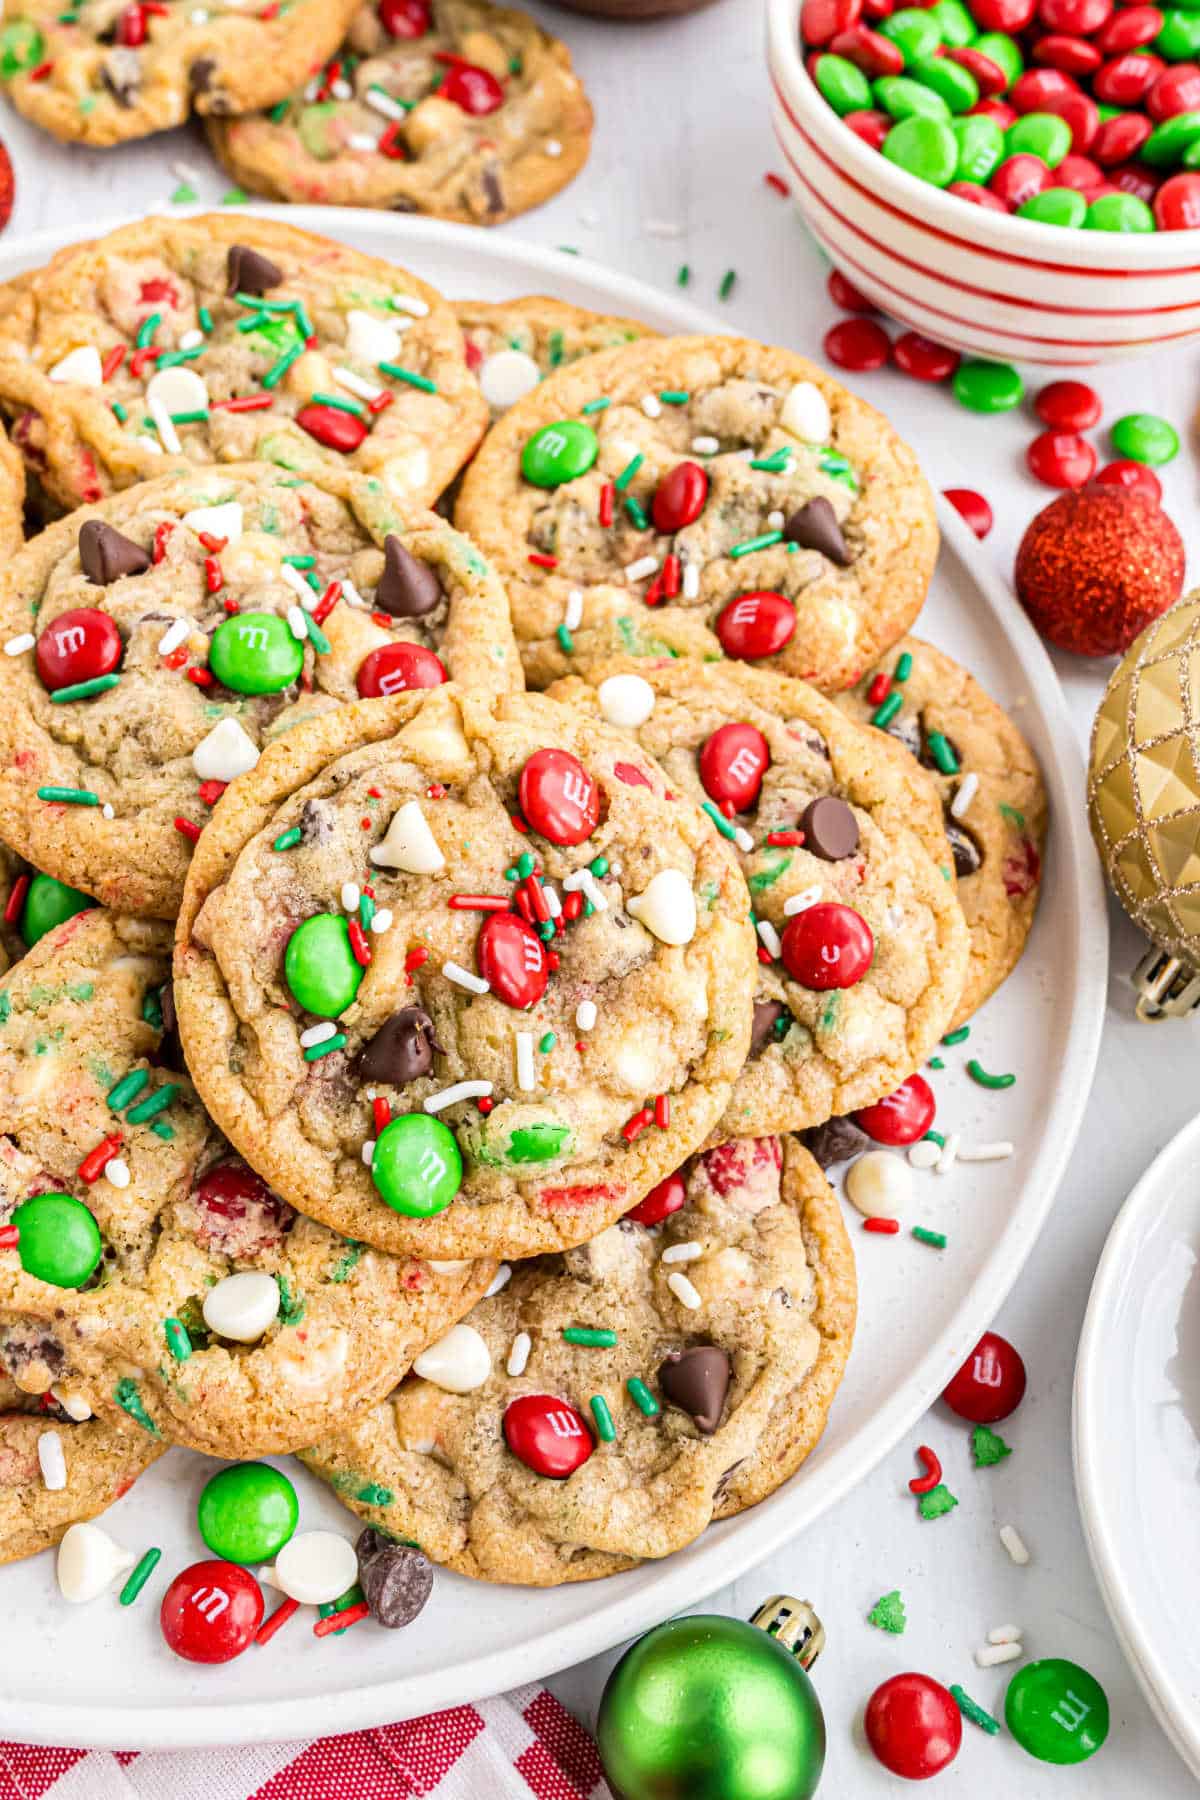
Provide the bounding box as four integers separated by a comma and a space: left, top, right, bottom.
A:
0, 0, 361, 147
0, 852, 95, 974
207, 0, 593, 226
548, 660, 969, 1137
301, 1132, 855, 1584
0, 907, 496, 1457
454, 334, 938, 691
0, 216, 485, 513
0, 417, 24, 553
457, 296, 653, 419
173, 684, 758, 1261
0, 1374, 164, 1566
833, 637, 1047, 1027
0, 461, 519, 919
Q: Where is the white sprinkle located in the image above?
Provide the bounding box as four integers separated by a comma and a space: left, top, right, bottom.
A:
988, 1624, 1023, 1645
486, 1264, 512, 1297
104, 1157, 130, 1190
767, 510, 785, 530
908, 1140, 941, 1170
361, 1140, 376, 1166
507, 1331, 532, 1376
179, 329, 204, 351
565, 587, 584, 630
976, 1642, 1023, 1669
641, 394, 663, 419
958, 1141, 1015, 1163
885, 904, 905, 931
334, 364, 384, 403
443, 961, 489, 995
392, 293, 430, 318
951, 771, 979, 820
135, 434, 164, 456
545, 137, 563, 157
516, 1030, 536, 1092
424, 1080, 493, 1113
370, 907, 394, 933
286, 604, 308, 641
280, 561, 313, 602
300, 1021, 337, 1049
147, 395, 181, 456
757, 919, 782, 959
644, 217, 684, 238
576, 999, 597, 1031
733, 826, 755, 853
38, 1430, 67, 1491
4, 633, 34, 656
625, 555, 659, 584
50, 1387, 91, 1422
667, 1271, 702, 1310
102, 804, 114, 820
579, 208, 599, 227
682, 561, 701, 600
662, 1241, 702, 1264
303, 77, 320, 100
691, 435, 720, 455
783, 884, 822, 916
562, 867, 608, 911
348, 131, 381, 151
543, 884, 562, 918
936, 1132, 960, 1175
171, 159, 204, 184
1000, 1524, 1030, 1565
156, 618, 189, 657
341, 578, 366, 609
365, 87, 407, 121
341, 882, 361, 913
331, 77, 353, 99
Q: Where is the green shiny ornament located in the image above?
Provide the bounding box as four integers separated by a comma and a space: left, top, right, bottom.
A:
598, 1602, 826, 1800
520, 421, 599, 488
1110, 411, 1180, 466
882, 115, 959, 185
372, 1113, 462, 1217
1018, 186, 1088, 228
1006, 111, 1071, 166
0, 20, 43, 76
197, 1462, 299, 1565
815, 52, 872, 114
12, 1192, 102, 1289
953, 358, 1024, 412
209, 611, 303, 695
951, 113, 1005, 181
284, 913, 363, 1017
20, 873, 95, 948
1086, 192, 1156, 232
1005, 1658, 1109, 1765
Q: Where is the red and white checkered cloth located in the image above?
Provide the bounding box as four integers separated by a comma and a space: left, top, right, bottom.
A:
0, 1686, 612, 1800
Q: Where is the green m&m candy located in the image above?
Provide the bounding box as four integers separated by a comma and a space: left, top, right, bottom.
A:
952, 114, 1004, 182
929, 0, 977, 47
814, 52, 872, 114
20, 874, 95, 949
879, 6, 942, 62
0, 20, 43, 76
1086, 192, 1156, 232
1142, 109, 1200, 164
874, 74, 950, 120
11, 1192, 102, 1288
284, 913, 363, 1017
1018, 186, 1088, 228
1007, 111, 1071, 167
371, 1113, 462, 1217
1156, 9, 1200, 58
1110, 411, 1180, 465
909, 54, 978, 112
209, 611, 303, 695
953, 359, 1024, 412
1005, 1659, 1108, 1765
197, 1462, 299, 1564
520, 420, 599, 488
972, 31, 1023, 87
882, 115, 958, 186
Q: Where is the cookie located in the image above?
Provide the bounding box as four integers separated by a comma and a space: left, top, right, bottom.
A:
0, 419, 24, 553
0, 1377, 164, 1565
208, 0, 593, 226
458, 296, 653, 418
0, 0, 361, 146
0, 855, 95, 975
0, 461, 519, 918
0, 215, 485, 513
454, 334, 937, 690
832, 638, 1046, 1026
300, 1133, 855, 1584
0, 908, 496, 1457
173, 685, 757, 1260
548, 660, 968, 1135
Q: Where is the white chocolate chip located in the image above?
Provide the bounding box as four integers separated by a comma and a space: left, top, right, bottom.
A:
56, 1522, 136, 1604
50, 1386, 92, 1422
413, 1322, 492, 1393
626, 869, 696, 946
274, 1531, 359, 1606
479, 349, 541, 412
37, 1430, 67, 1491
844, 1150, 912, 1218
780, 380, 831, 444
907, 1140, 941, 1171
346, 307, 403, 366
191, 716, 260, 784
507, 1331, 532, 1376
598, 673, 656, 728
182, 501, 243, 544
104, 1157, 130, 1189
145, 365, 208, 417
370, 800, 445, 874
49, 345, 103, 386
202, 1270, 280, 1343
486, 1265, 512, 1297
575, 999, 597, 1031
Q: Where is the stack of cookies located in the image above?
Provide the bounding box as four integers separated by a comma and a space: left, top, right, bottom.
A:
0, 216, 1045, 1628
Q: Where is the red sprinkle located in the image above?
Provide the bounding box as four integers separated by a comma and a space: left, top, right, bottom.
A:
599, 482, 615, 527
204, 556, 224, 594
908, 1444, 943, 1493
4, 873, 29, 926
527, 553, 558, 569
562, 890, 583, 922
449, 894, 509, 911
368, 390, 394, 415
152, 521, 174, 564
255, 1596, 299, 1647
404, 946, 429, 974
128, 346, 157, 380
764, 171, 790, 195
310, 582, 342, 627
101, 344, 126, 382
28, 59, 53, 80
77, 1133, 123, 1184
197, 532, 227, 553
174, 816, 202, 843
524, 875, 550, 924
198, 780, 227, 806
621, 1107, 655, 1142
211, 394, 275, 413
662, 553, 681, 598
765, 829, 806, 847
0, 1225, 18, 1250
863, 1216, 901, 1234
163, 645, 188, 670
477, 1096, 494, 1113
510, 814, 530, 835
348, 919, 372, 967
378, 120, 407, 159
866, 671, 891, 706
654, 1093, 670, 1130
643, 572, 665, 607
313, 1601, 370, 1638
185, 667, 213, 688
372, 1096, 392, 1135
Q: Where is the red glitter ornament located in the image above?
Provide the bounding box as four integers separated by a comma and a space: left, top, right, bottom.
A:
0, 139, 15, 237
1014, 486, 1184, 656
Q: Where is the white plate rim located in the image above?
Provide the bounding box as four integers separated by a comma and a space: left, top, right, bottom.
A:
1073, 1110, 1200, 1783
0, 208, 1109, 1749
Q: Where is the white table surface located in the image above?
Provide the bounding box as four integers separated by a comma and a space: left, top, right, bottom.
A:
4, 6, 1199, 1788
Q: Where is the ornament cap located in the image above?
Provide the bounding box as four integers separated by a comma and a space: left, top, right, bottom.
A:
749, 1595, 826, 1670
1131, 947, 1200, 1021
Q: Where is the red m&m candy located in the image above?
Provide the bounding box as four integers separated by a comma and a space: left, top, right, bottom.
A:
1094, 458, 1162, 502
35, 608, 122, 693
504, 1394, 593, 1477
380, 0, 430, 34
160, 1560, 263, 1664
439, 62, 504, 115
625, 1170, 687, 1226
1026, 430, 1097, 490
823, 317, 890, 371
652, 461, 708, 534
781, 902, 874, 990
698, 722, 770, 813
972, 0, 1034, 29
1035, 379, 1101, 431
844, 107, 891, 149
865, 1672, 963, 1779
519, 748, 600, 844
715, 591, 796, 661
892, 334, 959, 383
943, 488, 994, 538
990, 153, 1051, 210
854, 1073, 935, 1145
356, 641, 447, 697
827, 268, 875, 311
1155, 171, 1200, 230
943, 1329, 1027, 1422
476, 911, 549, 1010
296, 404, 369, 454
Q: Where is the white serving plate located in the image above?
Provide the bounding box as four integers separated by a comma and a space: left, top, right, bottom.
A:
0, 209, 1107, 1750
1075, 1112, 1200, 1783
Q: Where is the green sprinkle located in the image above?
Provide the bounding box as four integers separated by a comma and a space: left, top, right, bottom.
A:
928, 1056, 944, 1071
164, 1318, 191, 1362
305, 1033, 347, 1061
304, 614, 332, 656
718, 268, 738, 300
113, 1378, 160, 1437
999, 802, 1026, 828
868, 1590, 907, 1634
107, 1069, 150, 1112
355, 1481, 392, 1506
111, 402, 128, 422
359, 892, 375, 931
262, 342, 304, 389
966, 1059, 1015, 1090
125, 1082, 180, 1124
170, 409, 209, 425
582, 396, 610, 414
517, 851, 536, 879
626, 1377, 660, 1417
589, 856, 609, 877
151, 1121, 174, 1141
925, 730, 960, 774
659, 390, 690, 404
614, 453, 644, 492
276, 1273, 306, 1325
119, 1547, 162, 1605
273, 826, 303, 851
923, 1129, 945, 1147
624, 495, 649, 529
282, 552, 316, 567
701, 800, 738, 841
198, 306, 213, 332
951, 1685, 1000, 1736
156, 347, 204, 368
871, 690, 903, 729
170, 183, 197, 204
676, 264, 691, 286
369, 81, 411, 109
590, 1394, 616, 1441
221, 187, 249, 205
539, 1031, 557, 1053
918, 1482, 957, 1520
750, 448, 792, 473
311, 390, 367, 418
556, 624, 574, 654
142, 988, 164, 1031
729, 530, 783, 558
942, 1025, 970, 1045
49, 674, 120, 704
237, 312, 269, 335
135, 312, 161, 348
972, 1424, 1011, 1467
894, 650, 913, 682
378, 361, 436, 393
913, 1226, 947, 1250
37, 785, 99, 806
268, 99, 289, 122
748, 854, 792, 890
563, 1326, 617, 1347
330, 1241, 362, 1283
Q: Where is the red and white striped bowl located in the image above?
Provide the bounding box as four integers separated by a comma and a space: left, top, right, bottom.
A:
767, 0, 1200, 366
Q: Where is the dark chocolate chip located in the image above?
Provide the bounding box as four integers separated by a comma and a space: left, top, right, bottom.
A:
356, 1528, 434, 1629
78, 519, 150, 585
751, 999, 788, 1055
782, 496, 852, 567
100, 50, 140, 105
945, 819, 982, 879
226, 244, 284, 297
376, 536, 442, 619
801, 1115, 869, 1170
800, 795, 859, 861
804, 732, 830, 760
359, 1006, 442, 1085
658, 1344, 731, 1435
299, 799, 335, 844
482, 164, 505, 216
188, 56, 216, 94
160, 981, 176, 1036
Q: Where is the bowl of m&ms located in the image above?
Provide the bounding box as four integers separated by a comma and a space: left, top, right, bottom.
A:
767, 0, 1200, 362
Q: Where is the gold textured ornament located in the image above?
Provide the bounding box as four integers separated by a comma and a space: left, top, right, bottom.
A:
1088, 592, 1200, 1019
